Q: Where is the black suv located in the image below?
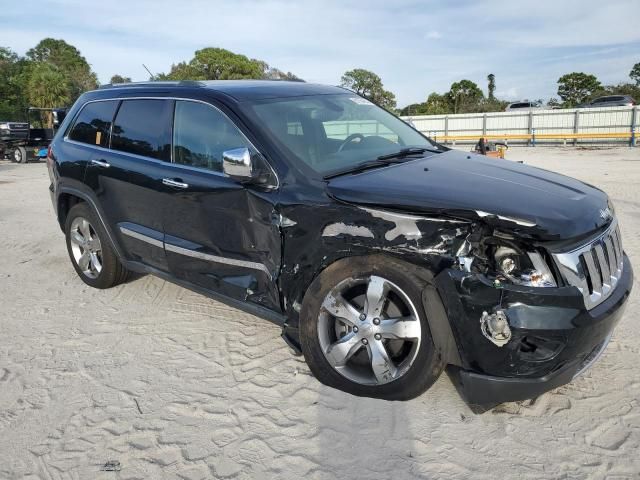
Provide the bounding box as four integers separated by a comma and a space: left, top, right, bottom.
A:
48, 81, 632, 408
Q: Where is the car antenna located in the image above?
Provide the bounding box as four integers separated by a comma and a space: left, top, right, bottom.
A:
142, 64, 155, 80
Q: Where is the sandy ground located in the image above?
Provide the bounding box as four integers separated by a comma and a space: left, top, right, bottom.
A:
0, 147, 639, 480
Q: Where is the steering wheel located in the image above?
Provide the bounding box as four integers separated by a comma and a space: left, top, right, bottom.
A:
337, 133, 365, 152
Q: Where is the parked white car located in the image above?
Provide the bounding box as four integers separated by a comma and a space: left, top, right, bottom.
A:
505, 101, 544, 111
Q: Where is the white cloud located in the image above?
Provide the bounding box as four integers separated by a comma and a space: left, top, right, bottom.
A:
426, 31, 442, 40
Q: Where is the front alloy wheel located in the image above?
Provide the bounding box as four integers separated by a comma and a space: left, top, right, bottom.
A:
318, 275, 421, 385
300, 255, 444, 400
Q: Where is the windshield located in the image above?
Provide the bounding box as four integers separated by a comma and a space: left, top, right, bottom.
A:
243, 94, 435, 175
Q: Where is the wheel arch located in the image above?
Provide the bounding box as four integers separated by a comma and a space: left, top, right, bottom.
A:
57, 192, 84, 230
57, 187, 125, 260
287, 252, 462, 367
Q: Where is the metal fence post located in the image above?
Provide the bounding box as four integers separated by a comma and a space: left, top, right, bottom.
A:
573, 109, 580, 146
482, 113, 487, 137
527, 110, 533, 146
444, 116, 449, 144
631, 107, 638, 147
532, 128, 536, 147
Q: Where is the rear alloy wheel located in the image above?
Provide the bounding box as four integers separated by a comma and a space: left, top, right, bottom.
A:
300, 256, 444, 400
65, 203, 129, 289
69, 216, 103, 279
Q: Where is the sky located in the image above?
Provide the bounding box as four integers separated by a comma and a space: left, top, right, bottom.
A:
2, 0, 639, 107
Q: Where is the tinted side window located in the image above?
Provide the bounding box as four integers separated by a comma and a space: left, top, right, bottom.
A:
173, 101, 251, 172
111, 100, 172, 160
68, 100, 118, 147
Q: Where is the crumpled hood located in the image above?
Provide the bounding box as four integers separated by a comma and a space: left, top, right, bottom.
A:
327, 149, 612, 241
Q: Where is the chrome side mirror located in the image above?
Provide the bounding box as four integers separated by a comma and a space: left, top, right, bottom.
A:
222, 147, 253, 181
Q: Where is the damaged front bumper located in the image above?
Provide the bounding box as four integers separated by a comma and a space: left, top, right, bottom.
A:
436, 254, 633, 408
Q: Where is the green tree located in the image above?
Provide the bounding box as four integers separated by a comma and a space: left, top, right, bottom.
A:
557, 72, 602, 107
159, 47, 301, 83
110, 74, 131, 84
447, 79, 484, 113
487, 73, 496, 101
26, 63, 70, 126
0, 47, 28, 120
420, 93, 451, 114
476, 97, 509, 113
340, 68, 396, 110
164, 48, 265, 80
630, 62, 640, 86
399, 93, 451, 116
26, 38, 98, 101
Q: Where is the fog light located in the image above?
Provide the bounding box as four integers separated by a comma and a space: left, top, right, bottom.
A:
480, 310, 512, 347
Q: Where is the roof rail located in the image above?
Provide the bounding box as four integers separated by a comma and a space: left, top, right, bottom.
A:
98, 80, 205, 89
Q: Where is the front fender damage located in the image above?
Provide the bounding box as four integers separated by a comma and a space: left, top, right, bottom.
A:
277, 203, 475, 354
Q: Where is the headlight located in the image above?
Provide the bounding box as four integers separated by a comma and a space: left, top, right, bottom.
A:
493, 246, 556, 287
0, 123, 9, 130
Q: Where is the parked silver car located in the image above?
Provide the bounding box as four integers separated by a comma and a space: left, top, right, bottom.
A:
505, 101, 543, 111
578, 95, 636, 108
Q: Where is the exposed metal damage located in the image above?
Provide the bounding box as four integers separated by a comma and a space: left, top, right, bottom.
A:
322, 223, 375, 239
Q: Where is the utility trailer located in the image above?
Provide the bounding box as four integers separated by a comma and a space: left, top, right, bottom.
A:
0, 107, 67, 163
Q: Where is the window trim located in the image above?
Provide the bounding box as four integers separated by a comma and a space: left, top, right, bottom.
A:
63, 96, 279, 189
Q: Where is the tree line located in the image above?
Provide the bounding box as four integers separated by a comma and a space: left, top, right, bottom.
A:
0, 39, 98, 121
0, 40, 302, 121
399, 68, 640, 116
1, 38, 639, 121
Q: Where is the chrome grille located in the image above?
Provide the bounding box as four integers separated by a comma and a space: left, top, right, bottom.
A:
552, 219, 624, 310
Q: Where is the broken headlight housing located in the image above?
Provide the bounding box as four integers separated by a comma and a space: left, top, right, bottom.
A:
493, 246, 556, 287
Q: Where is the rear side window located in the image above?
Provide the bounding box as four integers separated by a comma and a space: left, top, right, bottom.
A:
173, 100, 251, 172
111, 99, 172, 161
68, 101, 118, 147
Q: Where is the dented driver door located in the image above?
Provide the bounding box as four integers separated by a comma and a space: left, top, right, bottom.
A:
162, 99, 282, 311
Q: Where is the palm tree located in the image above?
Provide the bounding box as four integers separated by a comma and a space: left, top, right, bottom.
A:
487, 74, 496, 101
27, 63, 70, 127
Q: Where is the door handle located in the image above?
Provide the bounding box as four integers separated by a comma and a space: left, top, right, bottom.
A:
162, 178, 189, 189
91, 159, 110, 168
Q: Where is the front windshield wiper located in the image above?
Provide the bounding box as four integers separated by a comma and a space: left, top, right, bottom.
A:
323, 158, 407, 180
323, 147, 440, 180
376, 146, 439, 161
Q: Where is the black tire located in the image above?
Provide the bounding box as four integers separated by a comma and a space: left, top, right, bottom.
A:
14, 146, 27, 163
299, 255, 445, 401
65, 202, 129, 289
